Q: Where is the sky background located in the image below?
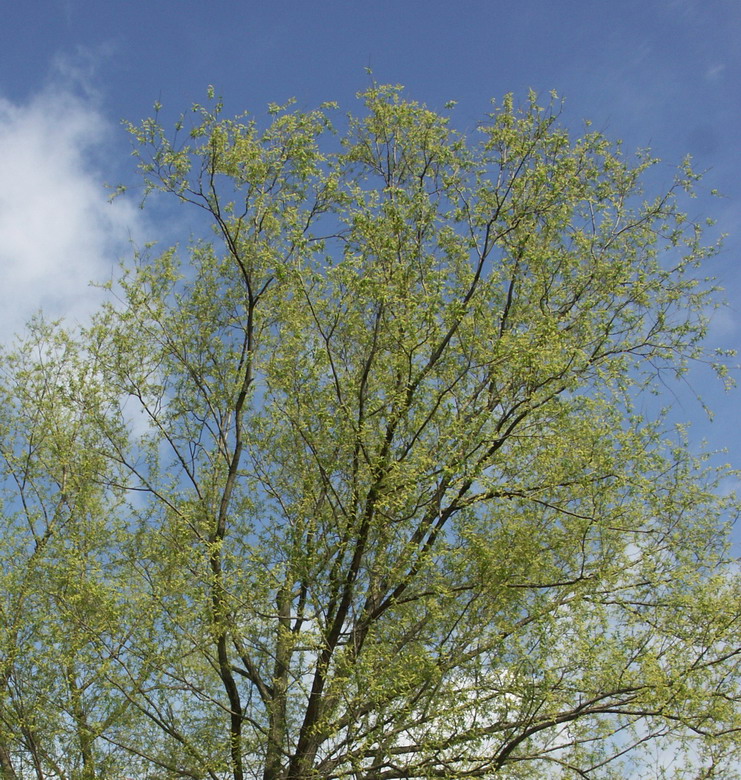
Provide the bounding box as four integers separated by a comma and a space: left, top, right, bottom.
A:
1, 0, 740, 545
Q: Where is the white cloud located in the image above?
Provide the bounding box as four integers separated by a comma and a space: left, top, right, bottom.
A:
705, 63, 726, 81
0, 81, 144, 337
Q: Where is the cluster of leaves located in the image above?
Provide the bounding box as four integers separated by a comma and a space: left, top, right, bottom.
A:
0, 85, 738, 779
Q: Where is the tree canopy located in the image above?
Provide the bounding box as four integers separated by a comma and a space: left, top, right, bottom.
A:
0, 85, 738, 780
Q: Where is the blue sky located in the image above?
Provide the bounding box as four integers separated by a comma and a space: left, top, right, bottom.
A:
2, 0, 740, 539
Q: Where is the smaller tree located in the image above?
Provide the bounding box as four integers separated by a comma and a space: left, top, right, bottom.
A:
0, 324, 137, 780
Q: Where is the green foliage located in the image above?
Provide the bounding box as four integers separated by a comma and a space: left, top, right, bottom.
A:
0, 85, 738, 779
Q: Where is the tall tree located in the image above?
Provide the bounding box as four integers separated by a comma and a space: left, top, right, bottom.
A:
0, 86, 738, 779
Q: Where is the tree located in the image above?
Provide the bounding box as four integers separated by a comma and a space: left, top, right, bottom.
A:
0, 85, 739, 779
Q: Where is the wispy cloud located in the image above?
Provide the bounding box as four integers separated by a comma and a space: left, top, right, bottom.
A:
0, 68, 144, 338
705, 63, 726, 81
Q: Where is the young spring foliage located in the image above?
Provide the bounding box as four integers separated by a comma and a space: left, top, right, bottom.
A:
0, 85, 738, 779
